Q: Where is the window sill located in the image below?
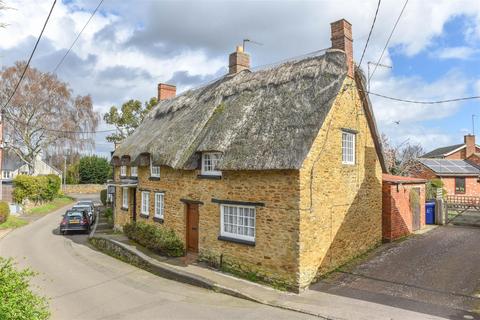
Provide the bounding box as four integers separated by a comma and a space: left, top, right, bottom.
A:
218, 235, 255, 246
149, 177, 160, 181
120, 207, 129, 211
197, 174, 221, 180
139, 213, 149, 219
153, 217, 164, 223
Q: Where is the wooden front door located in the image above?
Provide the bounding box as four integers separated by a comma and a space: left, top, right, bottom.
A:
186, 204, 199, 252
411, 187, 421, 231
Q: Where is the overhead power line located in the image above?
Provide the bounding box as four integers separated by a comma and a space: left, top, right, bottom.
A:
2, 114, 115, 134
369, 0, 409, 82
366, 91, 480, 104
358, 0, 381, 67
53, 0, 105, 73
1, 0, 57, 111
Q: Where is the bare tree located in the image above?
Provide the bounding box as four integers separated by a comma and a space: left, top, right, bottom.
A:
381, 134, 425, 176
0, 61, 99, 174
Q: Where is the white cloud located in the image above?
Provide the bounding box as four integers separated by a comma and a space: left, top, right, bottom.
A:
432, 46, 478, 59
2, 0, 480, 155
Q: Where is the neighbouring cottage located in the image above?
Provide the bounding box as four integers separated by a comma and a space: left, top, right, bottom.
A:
111, 19, 387, 291
1, 150, 62, 183
414, 134, 480, 197
382, 174, 426, 242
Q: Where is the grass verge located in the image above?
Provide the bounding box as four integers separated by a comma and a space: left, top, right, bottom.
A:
28, 196, 74, 215
0, 216, 28, 230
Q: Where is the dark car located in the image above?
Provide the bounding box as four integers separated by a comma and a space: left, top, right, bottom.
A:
60, 209, 91, 235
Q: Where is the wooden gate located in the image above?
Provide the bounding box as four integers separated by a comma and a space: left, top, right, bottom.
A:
445, 195, 480, 226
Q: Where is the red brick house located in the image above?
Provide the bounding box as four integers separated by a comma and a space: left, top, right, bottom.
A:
414, 135, 480, 196
382, 174, 426, 241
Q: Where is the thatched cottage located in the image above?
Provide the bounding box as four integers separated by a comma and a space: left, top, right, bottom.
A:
111, 19, 386, 291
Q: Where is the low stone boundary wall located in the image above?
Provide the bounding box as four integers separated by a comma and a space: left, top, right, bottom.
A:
63, 184, 106, 194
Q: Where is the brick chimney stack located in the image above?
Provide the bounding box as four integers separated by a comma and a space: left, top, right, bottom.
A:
229, 45, 250, 75
157, 83, 176, 101
330, 19, 354, 78
464, 134, 476, 157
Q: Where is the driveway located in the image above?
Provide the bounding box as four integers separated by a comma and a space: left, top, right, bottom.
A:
312, 225, 480, 319
0, 195, 314, 320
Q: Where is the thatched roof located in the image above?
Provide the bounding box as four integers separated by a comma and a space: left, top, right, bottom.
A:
113, 49, 386, 172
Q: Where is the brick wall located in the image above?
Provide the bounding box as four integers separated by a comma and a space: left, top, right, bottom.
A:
441, 176, 480, 196
382, 182, 426, 241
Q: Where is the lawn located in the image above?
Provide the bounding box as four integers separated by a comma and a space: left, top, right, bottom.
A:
0, 216, 28, 230
28, 196, 74, 215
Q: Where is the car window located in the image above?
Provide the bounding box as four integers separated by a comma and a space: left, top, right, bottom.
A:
73, 206, 91, 211
66, 211, 83, 218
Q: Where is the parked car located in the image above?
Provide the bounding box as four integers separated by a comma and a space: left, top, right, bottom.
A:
72, 204, 95, 223
60, 209, 91, 234
77, 200, 97, 210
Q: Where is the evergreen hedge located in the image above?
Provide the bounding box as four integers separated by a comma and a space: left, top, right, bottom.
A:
78, 156, 111, 184
123, 222, 184, 257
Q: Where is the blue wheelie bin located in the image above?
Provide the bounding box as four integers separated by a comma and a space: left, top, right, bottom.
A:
425, 201, 435, 224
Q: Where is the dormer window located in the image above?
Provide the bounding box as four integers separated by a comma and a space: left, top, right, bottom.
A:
120, 165, 127, 177
131, 166, 138, 177
201, 152, 222, 176
150, 157, 160, 178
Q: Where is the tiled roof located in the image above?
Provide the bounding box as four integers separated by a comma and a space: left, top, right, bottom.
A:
421, 144, 464, 158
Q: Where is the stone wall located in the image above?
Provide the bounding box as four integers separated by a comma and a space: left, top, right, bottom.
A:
382, 182, 426, 241
63, 184, 106, 194
298, 77, 383, 288
114, 165, 300, 289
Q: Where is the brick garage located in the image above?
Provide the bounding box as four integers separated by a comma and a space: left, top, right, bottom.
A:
382, 174, 426, 241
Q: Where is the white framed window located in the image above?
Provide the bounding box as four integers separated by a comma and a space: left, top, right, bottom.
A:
120, 165, 127, 176
342, 131, 356, 165
131, 166, 138, 177
201, 152, 222, 176
220, 204, 255, 242
154, 193, 164, 219
122, 187, 128, 209
141, 191, 150, 215
150, 157, 160, 178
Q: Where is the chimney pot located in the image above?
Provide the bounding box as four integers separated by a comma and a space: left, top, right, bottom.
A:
330, 19, 354, 78
464, 134, 476, 157
229, 45, 250, 75
157, 83, 176, 101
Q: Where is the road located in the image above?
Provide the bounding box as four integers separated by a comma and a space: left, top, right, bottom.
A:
312, 225, 480, 319
0, 195, 314, 320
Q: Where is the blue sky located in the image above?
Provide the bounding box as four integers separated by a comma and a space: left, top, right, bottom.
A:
1, 0, 480, 156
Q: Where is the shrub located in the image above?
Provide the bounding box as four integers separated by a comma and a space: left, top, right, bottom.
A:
79, 156, 111, 184
0, 257, 50, 320
426, 178, 447, 200
13, 175, 61, 204
123, 222, 184, 257
104, 207, 113, 226
0, 201, 10, 224
100, 189, 107, 206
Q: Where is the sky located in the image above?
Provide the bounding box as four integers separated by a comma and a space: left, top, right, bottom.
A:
0, 0, 480, 157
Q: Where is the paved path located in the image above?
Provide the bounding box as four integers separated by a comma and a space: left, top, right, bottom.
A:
312, 225, 480, 319
0, 196, 314, 320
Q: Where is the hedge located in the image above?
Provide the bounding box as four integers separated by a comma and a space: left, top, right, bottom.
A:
79, 156, 111, 184
0, 201, 9, 224
13, 175, 61, 204
123, 222, 184, 257
0, 257, 50, 320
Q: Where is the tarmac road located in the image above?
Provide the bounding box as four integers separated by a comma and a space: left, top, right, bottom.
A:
0, 195, 314, 320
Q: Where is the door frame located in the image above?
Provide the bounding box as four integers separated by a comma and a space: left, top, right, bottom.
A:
185, 203, 199, 253
132, 188, 137, 222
